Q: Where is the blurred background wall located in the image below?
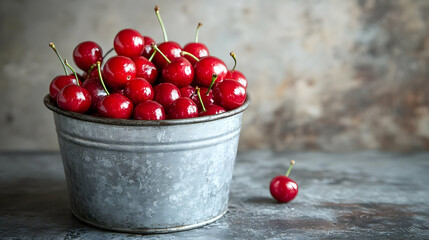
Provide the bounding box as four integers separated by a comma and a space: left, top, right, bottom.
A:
0, 0, 428, 152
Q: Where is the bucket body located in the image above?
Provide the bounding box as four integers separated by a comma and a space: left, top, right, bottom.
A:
45, 95, 249, 233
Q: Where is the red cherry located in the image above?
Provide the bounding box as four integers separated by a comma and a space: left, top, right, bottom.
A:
82, 68, 101, 80
199, 104, 226, 116
132, 56, 158, 84
73, 41, 103, 72
49, 75, 81, 100
192, 87, 214, 111
153, 82, 181, 110
180, 85, 196, 99
103, 56, 136, 90
124, 78, 154, 105
142, 36, 155, 58
161, 57, 194, 88
183, 23, 209, 66
226, 70, 247, 89
82, 78, 108, 111
194, 56, 228, 87
113, 29, 144, 58
213, 79, 246, 110
56, 85, 91, 113
152, 42, 182, 69
226, 52, 247, 89
133, 100, 166, 120
270, 160, 298, 203
97, 93, 133, 119
167, 97, 198, 119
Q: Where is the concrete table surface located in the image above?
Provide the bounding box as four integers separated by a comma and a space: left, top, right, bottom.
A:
1, 151, 428, 239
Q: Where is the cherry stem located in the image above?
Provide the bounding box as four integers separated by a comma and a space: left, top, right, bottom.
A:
103, 47, 114, 59
86, 64, 95, 79
154, 5, 168, 42
181, 51, 199, 62
64, 59, 80, 86
151, 43, 171, 64
230, 51, 237, 71
49, 42, 68, 75
97, 61, 110, 95
206, 74, 218, 95
148, 48, 157, 62
195, 22, 202, 43
285, 160, 295, 177
195, 87, 206, 112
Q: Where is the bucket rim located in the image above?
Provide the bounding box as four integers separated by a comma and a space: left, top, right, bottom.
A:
44, 94, 250, 126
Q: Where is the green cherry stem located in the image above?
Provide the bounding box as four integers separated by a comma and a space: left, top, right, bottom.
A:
97, 61, 110, 95
206, 74, 218, 95
195, 87, 206, 112
195, 22, 202, 43
151, 43, 171, 64
86, 64, 95, 79
49, 42, 68, 75
230, 51, 237, 71
285, 160, 295, 177
103, 47, 114, 59
148, 48, 158, 62
154, 5, 168, 42
64, 59, 80, 86
180, 51, 199, 62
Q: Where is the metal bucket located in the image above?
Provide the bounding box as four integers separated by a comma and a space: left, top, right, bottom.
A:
44, 95, 250, 233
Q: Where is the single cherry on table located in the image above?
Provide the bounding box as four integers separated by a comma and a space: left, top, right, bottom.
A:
269, 160, 298, 203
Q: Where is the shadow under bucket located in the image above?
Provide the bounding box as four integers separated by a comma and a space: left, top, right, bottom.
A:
44, 94, 250, 234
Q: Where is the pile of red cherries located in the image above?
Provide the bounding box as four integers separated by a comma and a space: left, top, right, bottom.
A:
48, 6, 247, 120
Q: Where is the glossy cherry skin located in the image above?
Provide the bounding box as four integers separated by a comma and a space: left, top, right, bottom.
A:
199, 104, 226, 117
167, 97, 198, 119
97, 93, 133, 119
213, 79, 246, 110
49, 75, 81, 100
226, 70, 247, 89
180, 85, 195, 99
103, 56, 136, 90
132, 56, 158, 84
73, 41, 103, 72
142, 36, 155, 59
153, 82, 181, 110
269, 176, 298, 203
194, 56, 228, 87
162, 57, 194, 88
133, 100, 165, 120
81, 78, 108, 111
183, 42, 209, 66
191, 87, 214, 111
56, 85, 91, 113
114, 29, 144, 58
124, 78, 154, 105
82, 68, 101, 80
152, 41, 182, 69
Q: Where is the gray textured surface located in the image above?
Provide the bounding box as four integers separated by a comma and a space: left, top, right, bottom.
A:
1, 151, 428, 239
1, 0, 429, 152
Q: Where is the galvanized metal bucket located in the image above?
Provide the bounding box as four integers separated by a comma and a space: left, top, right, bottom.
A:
44, 94, 250, 234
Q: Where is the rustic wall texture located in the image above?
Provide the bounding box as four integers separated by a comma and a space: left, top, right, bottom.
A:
0, 0, 428, 151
